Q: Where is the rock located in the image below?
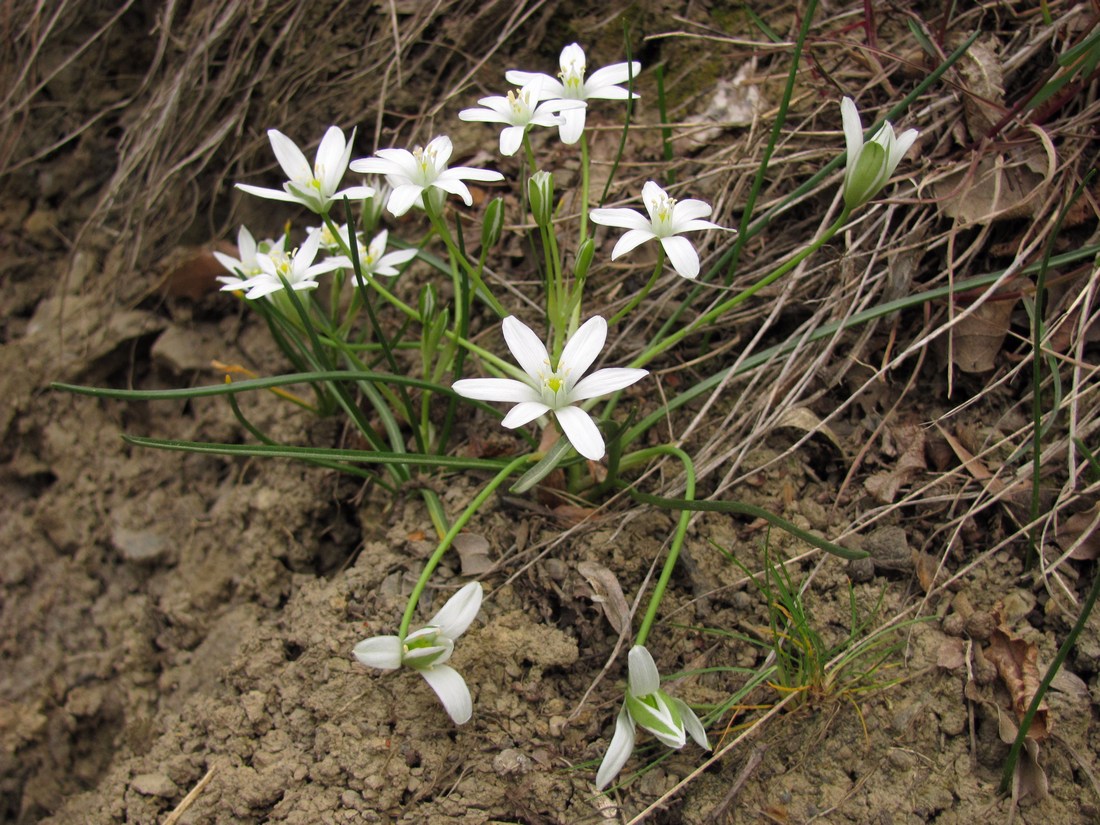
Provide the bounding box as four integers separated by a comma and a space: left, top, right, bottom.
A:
131, 772, 179, 798
112, 526, 170, 564
493, 748, 532, 776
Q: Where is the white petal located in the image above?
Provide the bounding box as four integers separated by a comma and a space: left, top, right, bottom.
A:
430, 176, 474, 205
641, 180, 668, 206
459, 106, 509, 124
335, 184, 376, 201
353, 635, 402, 670
268, 129, 311, 183
595, 705, 636, 790
611, 228, 656, 259
841, 97, 864, 165
237, 226, 257, 260
235, 183, 300, 203
889, 128, 919, 172
661, 235, 701, 279
560, 315, 606, 381
673, 698, 711, 750
429, 581, 483, 640
554, 405, 604, 460
425, 135, 454, 168
453, 377, 539, 403
587, 61, 641, 90
628, 645, 661, 696
589, 207, 650, 231
444, 166, 505, 183
499, 125, 525, 157
378, 248, 418, 268
213, 251, 243, 274
501, 401, 552, 429
315, 125, 347, 190
557, 107, 586, 144
387, 184, 425, 216
570, 368, 648, 401
350, 156, 400, 176
502, 316, 551, 381
419, 664, 473, 724
560, 43, 585, 71
671, 198, 713, 224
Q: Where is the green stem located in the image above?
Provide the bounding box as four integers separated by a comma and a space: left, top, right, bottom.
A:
628, 446, 696, 648
398, 455, 530, 638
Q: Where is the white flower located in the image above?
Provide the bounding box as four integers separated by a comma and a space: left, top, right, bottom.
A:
452, 316, 647, 461
596, 645, 710, 791
236, 125, 374, 214
590, 181, 723, 279
213, 225, 287, 289
353, 582, 483, 725
840, 97, 918, 210
505, 43, 641, 144
223, 230, 343, 300
349, 135, 504, 217
327, 228, 418, 280
458, 79, 585, 156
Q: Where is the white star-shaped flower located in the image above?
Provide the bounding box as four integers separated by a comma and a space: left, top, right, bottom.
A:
840, 97, 918, 209
505, 43, 641, 144
349, 135, 504, 217
596, 645, 710, 790
353, 582, 483, 725
236, 126, 374, 214
590, 180, 724, 279
222, 230, 343, 300
458, 79, 585, 156
326, 228, 417, 281
452, 315, 647, 461
213, 225, 287, 290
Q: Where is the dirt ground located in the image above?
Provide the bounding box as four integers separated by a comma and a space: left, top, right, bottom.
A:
3, 2, 1099, 824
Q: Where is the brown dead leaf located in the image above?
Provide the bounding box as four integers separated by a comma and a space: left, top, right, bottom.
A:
996, 708, 1049, 801
985, 621, 1049, 740
452, 533, 493, 576
160, 245, 233, 300
937, 149, 1049, 224
958, 37, 1006, 139
551, 504, 596, 527
864, 420, 926, 503
576, 562, 630, 635
1055, 504, 1100, 560
773, 406, 845, 455
914, 551, 939, 592
937, 637, 967, 671
952, 295, 1017, 373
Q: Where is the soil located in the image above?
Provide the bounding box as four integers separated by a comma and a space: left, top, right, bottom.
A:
3, 2, 1099, 824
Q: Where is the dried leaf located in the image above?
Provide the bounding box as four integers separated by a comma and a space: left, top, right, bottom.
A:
160, 245, 231, 299
958, 37, 1006, 138
1056, 504, 1100, 561
452, 533, 493, 576
952, 296, 1017, 373
864, 421, 926, 503
937, 637, 967, 670
985, 623, 1049, 740
576, 561, 630, 635
773, 406, 845, 454
937, 151, 1047, 224
914, 551, 939, 592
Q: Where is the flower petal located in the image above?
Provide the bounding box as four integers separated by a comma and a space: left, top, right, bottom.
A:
453, 377, 539, 404
443, 166, 506, 183
841, 97, 864, 166
586, 61, 642, 93
627, 645, 661, 697
268, 129, 311, 183
671, 198, 713, 224
353, 635, 402, 670
429, 581, 483, 640
589, 206, 650, 231
889, 127, 919, 172
554, 405, 604, 460
610, 228, 656, 259
570, 368, 648, 401
429, 176, 474, 205
559, 315, 606, 382
499, 125, 525, 157
660, 235, 701, 279
425, 135, 454, 168
557, 107, 586, 144
501, 400, 551, 429
673, 697, 711, 750
502, 316, 551, 382
315, 125, 347, 189
235, 183, 301, 203
595, 705, 636, 790
387, 184, 425, 216
419, 664, 473, 724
